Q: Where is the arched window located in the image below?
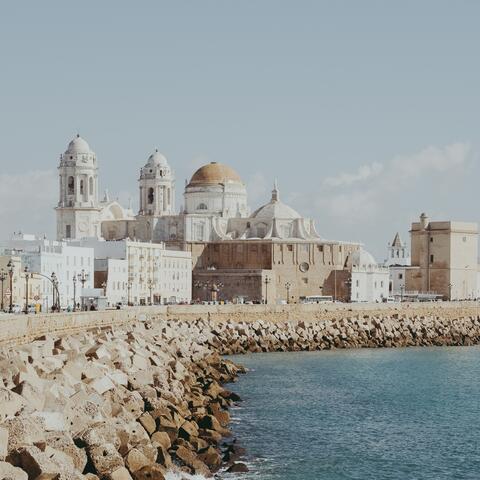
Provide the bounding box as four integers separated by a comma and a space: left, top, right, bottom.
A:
197, 203, 207, 210
80, 179, 84, 195
148, 188, 154, 204
68, 176, 74, 195
89, 177, 94, 195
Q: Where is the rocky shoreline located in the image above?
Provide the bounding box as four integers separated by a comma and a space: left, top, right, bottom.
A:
1, 309, 480, 478
0, 319, 247, 479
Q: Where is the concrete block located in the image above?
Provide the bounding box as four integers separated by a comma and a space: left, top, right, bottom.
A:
0, 461, 28, 480
0, 387, 27, 421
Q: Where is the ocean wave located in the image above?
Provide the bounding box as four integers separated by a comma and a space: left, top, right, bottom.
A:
165, 471, 210, 480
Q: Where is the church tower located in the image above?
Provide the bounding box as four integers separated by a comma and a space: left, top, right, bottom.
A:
138, 149, 175, 216
386, 232, 410, 266
55, 135, 101, 240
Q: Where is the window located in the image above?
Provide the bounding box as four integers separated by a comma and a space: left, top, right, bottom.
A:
66, 225, 71, 238
430, 237, 433, 243
287, 245, 293, 252
430, 254, 434, 264
80, 180, 84, 195
356, 280, 359, 287
68, 177, 74, 195
89, 177, 94, 195
197, 203, 207, 210
148, 188, 154, 204
399, 273, 403, 280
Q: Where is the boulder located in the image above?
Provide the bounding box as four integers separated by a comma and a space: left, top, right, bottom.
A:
125, 448, 150, 473
0, 461, 28, 480
87, 443, 124, 476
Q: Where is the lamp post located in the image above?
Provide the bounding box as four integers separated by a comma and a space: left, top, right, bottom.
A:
51, 272, 60, 311
73, 275, 77, 312
0, 269, 6, 311
334, 269, 337, 303
23, 266, 33, 314
448, 283, 453, 301
147, 278, 154, 305
400, 284, 405, 303
7, 260, 14, 313
263, 277, 271, 304
285, 281, 292, 304
77, 269, 89, 310
127, 277, 133, 306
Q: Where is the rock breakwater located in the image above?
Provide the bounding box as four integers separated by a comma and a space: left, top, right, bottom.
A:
203, 312, 480, 353
1, 305, 480, 478
0, 320, 245, 479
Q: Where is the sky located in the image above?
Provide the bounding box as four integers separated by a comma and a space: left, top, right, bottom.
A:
0, 1, 479, 260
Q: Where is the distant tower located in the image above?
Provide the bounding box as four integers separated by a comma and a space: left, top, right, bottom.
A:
138, 149, 175, 216
55, 135, 101, 240
386, 232, 410, 266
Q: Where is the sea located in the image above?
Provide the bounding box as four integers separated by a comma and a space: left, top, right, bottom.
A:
213, 347, 480, 480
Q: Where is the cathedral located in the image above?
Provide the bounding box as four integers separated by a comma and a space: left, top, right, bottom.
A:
56, 135, 384, 303
56, 134, 321, 245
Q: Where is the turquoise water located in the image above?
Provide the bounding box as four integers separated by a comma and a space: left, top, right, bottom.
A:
226, 347, 480, 480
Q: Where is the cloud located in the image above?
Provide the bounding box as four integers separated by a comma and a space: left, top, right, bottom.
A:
0, 169, 57, 239
300, 142, 473, 230
323, 162, 383, 187
389, 143, 471, 181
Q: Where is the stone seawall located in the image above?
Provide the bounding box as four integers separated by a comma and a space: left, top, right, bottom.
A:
1, 302, 479, 347
0, 303, 480, 478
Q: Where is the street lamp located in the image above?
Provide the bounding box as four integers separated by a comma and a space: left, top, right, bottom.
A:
264, 277, 271, 304
285, 281, 292, 304
73, 274, 77, 312
0, 269, 6, 312
147, 278, 154, 305
77, 269, 89, 310
127, 277, 133, 306
51, 272, 60, 312
23, 266, 33, 314
7, 260, 14, 313
334, 269, 337, 303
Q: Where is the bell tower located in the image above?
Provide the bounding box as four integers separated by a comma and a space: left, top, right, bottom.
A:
138, 149, 175, 216
55, 134, 101, 240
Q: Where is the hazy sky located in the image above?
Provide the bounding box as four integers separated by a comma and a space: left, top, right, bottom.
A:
1, 1, 479, 260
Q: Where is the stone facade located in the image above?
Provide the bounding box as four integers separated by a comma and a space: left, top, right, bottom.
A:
190, 240, 361, 303
405, 213, 479, 300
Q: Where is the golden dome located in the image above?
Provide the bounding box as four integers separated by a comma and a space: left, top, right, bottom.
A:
188, 162, 243, 186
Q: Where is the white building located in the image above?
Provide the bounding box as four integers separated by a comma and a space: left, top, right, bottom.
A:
384, 233, 411, 297
350, 249, 389, 302
94, 258, 128, 306
1, 234, 94, 310
78, 238, 192, 305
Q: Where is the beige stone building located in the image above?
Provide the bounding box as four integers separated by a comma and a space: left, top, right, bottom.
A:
405, 213, 479, 300
190, 239, 360, 303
